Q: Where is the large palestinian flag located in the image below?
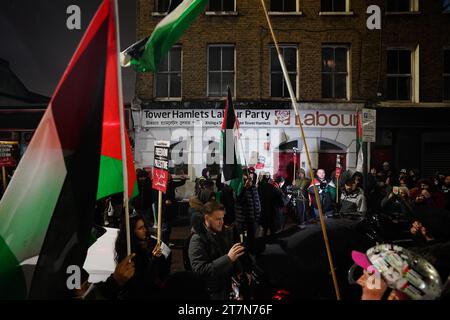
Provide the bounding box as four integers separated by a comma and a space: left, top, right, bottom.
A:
120, 0, 207, 72
0, 0, 136, 299
221, 87, 243, 196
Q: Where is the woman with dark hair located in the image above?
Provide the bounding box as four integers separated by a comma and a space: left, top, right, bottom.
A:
115, 214, 170, 299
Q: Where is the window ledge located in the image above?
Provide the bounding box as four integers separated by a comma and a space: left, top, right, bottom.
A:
154, 98, 182, 102
385, 11, 421, 15
321, 98, 350, 102
151, 12, 167, 17
378, 102, 450, 108
205, 11, 239, 16
268, 97, 297, 101
268, 11, 303, 16
319, 11, 354, 16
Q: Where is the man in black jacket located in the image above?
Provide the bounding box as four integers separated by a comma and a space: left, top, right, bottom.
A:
237, 173, 261, 241
188, 201, 245, 300
162, 174, 186, 244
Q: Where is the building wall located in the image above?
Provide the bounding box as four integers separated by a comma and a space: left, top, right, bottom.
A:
134, 0, 450, 178
136, 0, 450, 103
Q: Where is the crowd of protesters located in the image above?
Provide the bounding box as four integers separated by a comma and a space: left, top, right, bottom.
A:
79, 162, 450, 301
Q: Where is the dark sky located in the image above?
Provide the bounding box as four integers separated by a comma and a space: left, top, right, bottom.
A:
0, 0, 137, 102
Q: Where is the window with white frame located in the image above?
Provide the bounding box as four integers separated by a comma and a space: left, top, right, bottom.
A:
386, 49, 413, 101
270, 45, 297, 98
155, 46, 182, 98
444, 49, 450, 100
270, 0, 298, 12
444, 0, 450, 13
208, 45, 235, 97
154, 0, 181, 13
322, 45, 349, 99
321, 0, 347, 12
208, 0, 235, 11
386, 0, 418, 12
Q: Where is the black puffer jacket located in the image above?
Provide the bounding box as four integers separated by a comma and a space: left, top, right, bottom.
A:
188, 225, 241, 300
236, 186, 261, 226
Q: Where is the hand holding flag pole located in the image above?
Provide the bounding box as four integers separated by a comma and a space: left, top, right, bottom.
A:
260, 0, 341, 300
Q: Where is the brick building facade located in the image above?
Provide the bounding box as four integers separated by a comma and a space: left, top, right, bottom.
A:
133, 0, 450, 181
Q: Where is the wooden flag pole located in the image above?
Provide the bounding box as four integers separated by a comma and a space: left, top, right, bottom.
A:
114, 0, 132, 256
157, 191, 163, 245
336, 180, 339, 204
260, 0, 341, 300
2, 166, 6, 192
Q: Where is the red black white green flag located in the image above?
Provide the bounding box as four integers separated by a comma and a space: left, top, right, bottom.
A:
0, 0, 136, 299
220, 87, 243, 196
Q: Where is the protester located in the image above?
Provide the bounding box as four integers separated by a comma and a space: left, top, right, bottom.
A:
410, 179, 445, 209
259, 175, 289, 235
380, 186, 413, 216
188, 201, 245, 300
308, 169, 336, 219
114, 214, 170, 299
339, 177, 367, 217
162, 174, 187, 244
236, 172, 261, 241
132, 169, 156, 227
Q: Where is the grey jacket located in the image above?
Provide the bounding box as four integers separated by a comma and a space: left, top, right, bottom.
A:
339, 187, 367, 216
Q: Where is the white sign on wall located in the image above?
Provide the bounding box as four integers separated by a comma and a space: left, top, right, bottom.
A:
141, 109, 358, 129
362, 108, 376, 142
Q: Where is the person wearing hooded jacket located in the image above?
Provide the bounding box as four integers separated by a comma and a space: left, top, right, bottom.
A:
338, 177, 367, 217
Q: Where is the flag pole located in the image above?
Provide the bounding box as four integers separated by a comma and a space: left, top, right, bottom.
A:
260, 0, 341, 300
1, 166, 6, 192
114, 0, 132, 256
228, 87, 250, 176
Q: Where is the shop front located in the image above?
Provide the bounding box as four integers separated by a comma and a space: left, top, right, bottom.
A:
132, 103, 363, 181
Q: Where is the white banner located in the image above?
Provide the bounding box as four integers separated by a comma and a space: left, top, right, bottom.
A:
141, 109, 357, 129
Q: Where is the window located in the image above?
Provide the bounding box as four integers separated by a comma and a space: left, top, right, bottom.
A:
444, 49, 450, 100
386, 0, 418, 12
154, 0, 181, 13
322, 46, 349, 99
155, 46, 181, 98
208, 0, 235, 11
444, 0, 450, 13
270, 0, 298, 12
270, 45, 297, 98
208, 45, 235, 97
321, 0, 346, 12
386, 49, 412, 101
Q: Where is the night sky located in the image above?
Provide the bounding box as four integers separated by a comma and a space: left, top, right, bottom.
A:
0, 0, 137, 102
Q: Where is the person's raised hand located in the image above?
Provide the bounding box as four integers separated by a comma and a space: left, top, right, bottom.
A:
152, 242, 163, 257
227, 243, 245, 262
113, 253, 135, 286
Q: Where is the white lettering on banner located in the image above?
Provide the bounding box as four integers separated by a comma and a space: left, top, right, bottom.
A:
154, 159, 168, 170
142, 109, 357, 129
155, 147, 168, 157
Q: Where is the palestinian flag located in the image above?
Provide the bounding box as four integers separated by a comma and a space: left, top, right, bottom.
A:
0, 0, 135, 299
120, 0, 207, 72
355, 110, 364, 173
96, 1, 138, 200
221, 87, 243, 196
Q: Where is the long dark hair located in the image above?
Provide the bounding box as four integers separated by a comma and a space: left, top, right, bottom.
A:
114, 213, 147, 263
